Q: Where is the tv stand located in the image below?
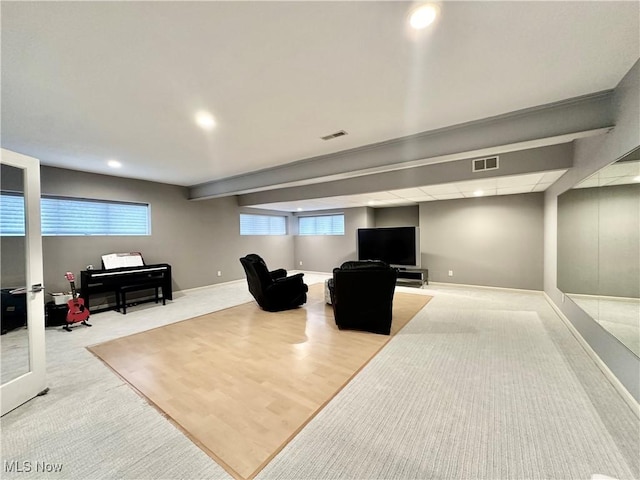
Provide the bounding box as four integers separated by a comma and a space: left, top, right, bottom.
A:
396, 267, 428, 287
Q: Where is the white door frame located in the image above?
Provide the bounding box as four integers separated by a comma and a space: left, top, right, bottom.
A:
1, 148, 46, 416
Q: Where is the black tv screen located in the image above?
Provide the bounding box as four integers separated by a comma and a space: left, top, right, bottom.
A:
357, 227, 419, 267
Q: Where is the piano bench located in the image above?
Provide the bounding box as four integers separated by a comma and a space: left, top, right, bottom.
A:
117, 282, 165, 315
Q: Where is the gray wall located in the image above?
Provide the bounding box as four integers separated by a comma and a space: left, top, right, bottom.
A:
558, 184, 640, 298
420, 193, 544, 290
1, 166, 294, 303
291, 205, 418, 273
544, 59, 640, 402
374, 206, 419, 227
1, 164, 27, 286
293, 207, 373, 272
0, 238, 26, 287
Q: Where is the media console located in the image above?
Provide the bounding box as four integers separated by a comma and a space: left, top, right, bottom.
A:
396, 267, 429, 287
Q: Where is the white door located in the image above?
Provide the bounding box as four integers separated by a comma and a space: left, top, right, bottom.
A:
1, 148, 46, 416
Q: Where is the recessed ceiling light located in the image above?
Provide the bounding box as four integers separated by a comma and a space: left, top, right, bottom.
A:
297, 207, 303, 211
409, 4, 439, 30
195, 111, 215, 130
107, 159, 122, 168
633, 175, 640, 182
473, 190, 484, 197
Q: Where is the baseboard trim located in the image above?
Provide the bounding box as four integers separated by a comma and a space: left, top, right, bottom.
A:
543, 292, 640, 419
175, 272, 330, 297
566, 292, 640, 303
428, 281, 543, 295
294, 270, 332, 276
175, 279, 246, 295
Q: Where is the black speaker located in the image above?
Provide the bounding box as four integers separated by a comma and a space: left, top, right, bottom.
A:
45, 302, 68, 327
1, 288, 27, 334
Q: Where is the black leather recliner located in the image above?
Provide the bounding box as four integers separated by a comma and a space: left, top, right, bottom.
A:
329, 260, 398, 335
239, 254, 308, 312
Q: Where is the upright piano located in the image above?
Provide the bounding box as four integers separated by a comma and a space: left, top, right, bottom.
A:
80, 264, 172, 312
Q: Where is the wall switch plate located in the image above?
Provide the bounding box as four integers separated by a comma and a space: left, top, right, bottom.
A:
217, 271, 222, 277
448, 270, 454, 277
299, 261, 303, 266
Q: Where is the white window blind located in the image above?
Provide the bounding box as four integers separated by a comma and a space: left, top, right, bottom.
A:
0, 193, 150, 236
240, 213, 287, 235
0, 193, 25, 236
298, 214, 345, 235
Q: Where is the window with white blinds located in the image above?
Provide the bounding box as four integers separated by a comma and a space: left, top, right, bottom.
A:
0, 194, 25, 236
298, 214, 345, 235
0, 193, 150, 236
240, 213, 287, 235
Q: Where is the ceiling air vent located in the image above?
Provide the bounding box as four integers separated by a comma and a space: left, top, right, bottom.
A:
472, 155, 499, 172
321, 130, 348, 141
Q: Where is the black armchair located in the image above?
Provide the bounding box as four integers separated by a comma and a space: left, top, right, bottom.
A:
239, 254, 308, 312
329, 260, 398, 335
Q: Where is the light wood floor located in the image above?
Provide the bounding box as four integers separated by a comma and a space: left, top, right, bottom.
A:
88, 284, 431, 480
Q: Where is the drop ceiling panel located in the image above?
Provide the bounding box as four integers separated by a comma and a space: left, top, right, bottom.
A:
366, 192, 403, 201
459, 179, 499, 190
405, 195, 437, 202
540, 171, 567, 183
576, 160, 640, 189
420, 184, 462, 195
462, 189, 498, 197
575, 178, 600, 189
606, 177, 639, 186
497, 186, 533, 195
600, 162, 639, 178
496, 173, 543, 188
430, 193, 464, 200
532, 182, 552, 192
392, 188, 429, 198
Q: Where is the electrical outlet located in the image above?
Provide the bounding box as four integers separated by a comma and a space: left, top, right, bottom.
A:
448, 270, 454, 277
299, 261, 303, 266
217, 271, 222, 277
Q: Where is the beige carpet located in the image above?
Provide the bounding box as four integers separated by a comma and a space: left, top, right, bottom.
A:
257, 305, 639, 480
88, 284, 431, 480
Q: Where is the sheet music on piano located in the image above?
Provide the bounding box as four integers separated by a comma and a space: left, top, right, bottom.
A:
101, 252, 145, 270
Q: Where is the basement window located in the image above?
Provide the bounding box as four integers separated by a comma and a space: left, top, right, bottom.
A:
0, 192, 150, 236
298, 214, 345, 236
239, 214, 287, 235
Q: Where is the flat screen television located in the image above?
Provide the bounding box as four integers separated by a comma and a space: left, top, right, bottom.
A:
357, 227, 420, 267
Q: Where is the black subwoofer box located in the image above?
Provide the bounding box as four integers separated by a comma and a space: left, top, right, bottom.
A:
1, 288, 27, 334
45, 301, 69, 327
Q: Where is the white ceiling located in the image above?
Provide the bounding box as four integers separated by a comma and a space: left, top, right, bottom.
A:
2, 1, 639, 189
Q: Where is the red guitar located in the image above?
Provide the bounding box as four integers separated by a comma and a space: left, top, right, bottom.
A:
64, 272, 91, 331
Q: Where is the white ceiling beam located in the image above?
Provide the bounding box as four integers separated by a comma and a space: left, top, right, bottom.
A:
237, 143, 573, 207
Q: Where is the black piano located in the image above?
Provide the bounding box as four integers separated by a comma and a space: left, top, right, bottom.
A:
80, 264, 172, 312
